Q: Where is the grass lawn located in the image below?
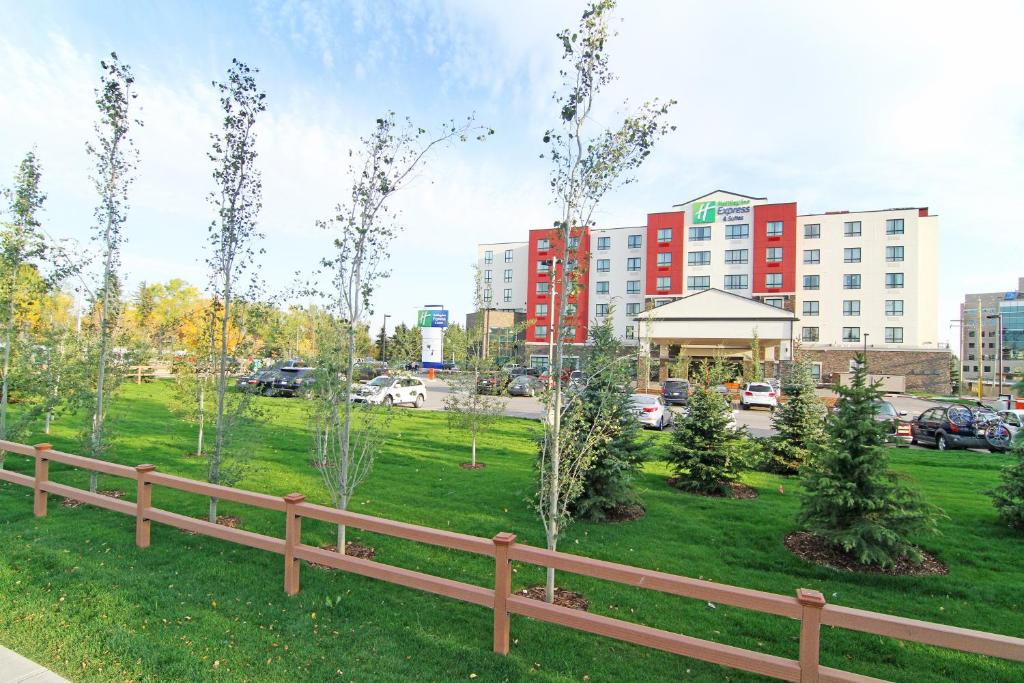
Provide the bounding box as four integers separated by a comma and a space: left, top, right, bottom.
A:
0, 381, 1022, 682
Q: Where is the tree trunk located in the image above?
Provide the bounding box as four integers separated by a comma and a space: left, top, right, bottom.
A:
209, 496, 218, 524
336, 518, 347, 556
92, 219, 116, 494
197, 382, 205, 457
471, 428, 477, 467
0, 268, 17, 444
210, 272, 231, 514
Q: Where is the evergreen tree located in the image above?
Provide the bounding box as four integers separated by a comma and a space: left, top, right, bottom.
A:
667, 360, 744, 496
991, 433, 1024, 531
571, 310, 647, 521
764, 358, 826, 474
798, 354, 940, 566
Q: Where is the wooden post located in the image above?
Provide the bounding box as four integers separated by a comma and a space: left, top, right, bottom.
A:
797, 588, 826, 682
135, 464, 156, 548
283, 493, 305, 596
33, 443, 52, 517
492, 532, 517, 655
136, 365, 142, 384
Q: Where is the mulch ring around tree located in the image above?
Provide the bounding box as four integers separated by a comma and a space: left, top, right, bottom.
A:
308, 459, 327, 469
181, 516, 242, 535
519, 586, 589, 611
784, 532, 948, 576
60, 490, 126, 508
601, 504, 646, 523
309, 542, 377, 568
666, 478, 758, 500
459, 462, 486, 470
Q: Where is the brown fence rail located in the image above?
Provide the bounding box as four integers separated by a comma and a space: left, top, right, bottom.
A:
1, 439, 1022, 682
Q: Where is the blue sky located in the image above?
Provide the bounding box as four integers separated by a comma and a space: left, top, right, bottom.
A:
2, 0, 1024, 345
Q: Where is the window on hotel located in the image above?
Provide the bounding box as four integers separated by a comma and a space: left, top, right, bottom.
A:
625, 325, 635, 339
765, 273, 783, 288
843, 300, 861, 316
803, 301, 819, 316
627, 257, 642, 271
566, 259, 578, 273
503, 289, 511, 303
802, 327, 820, 342
767, 221, 784, 237
596, 281, 609, 294
597, 236, 610, 250
596, 303, 609, 316
596, 259, 610, 273
568, 236, 580, 249
724, 274, 748, 290
657, 252, 673, 266
484, 250, 493, 264
843, 327, 861, 342
505, 249, 513, 263
536, 282, 549, 294
843, 274, 861, 289
886, 218, 905, 235
484, 270, 492, 283
563, 326, 576, 339
687, 276, 710, 291
535, 325, 548, 339
725, 249, 748, 264
537, 238, 550, 250
628, 234, 642, 248
503, 268, 512, 283
656, 276, 671, 291
537, 260, 549, 274
687, 251, 710, 266
885, 327, 904, 344
766, 247, 783, 263
885, 299, 904, 316
689, 226, 711, 241
803, 249, 820, 264
626, 280, 641, 294
566, 303, 577, 317
765, 297, 784, 309
886, 246, 904, 262
844, 247, 861, 263
626, 302, 641, 315
726, 224, 749, 239
886, 272, 905, 288
656, 298, 673, 307
483, 288, 492, 302
810, 363, 822, 380
535, 303, 548, 317
844, 221, 862, 237
804, 275, 820, 290
804, 224, 821, 239
657, 228, 673, 243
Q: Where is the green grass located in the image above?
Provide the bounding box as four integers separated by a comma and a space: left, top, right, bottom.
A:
0, 381, 1022, 682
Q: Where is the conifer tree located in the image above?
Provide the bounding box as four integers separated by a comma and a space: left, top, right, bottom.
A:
798, 354, 940, 566
991, 434, 1024, 531
667, 360, 744, 495
570, 309, 647, 521
764, 358, 826, 474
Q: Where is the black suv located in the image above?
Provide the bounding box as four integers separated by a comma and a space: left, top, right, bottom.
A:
270, 367, 317, 397
662, 379, 691, 406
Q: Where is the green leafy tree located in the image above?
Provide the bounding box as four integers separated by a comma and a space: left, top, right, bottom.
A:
763, 358, 826, 474
744, 330, 763, 382
667, 361, 745, 496
570, 309, 647, 521
949, 354, 961, 395
669, 352, 690, 380
990, 433, 1024, 531
798, 355, 941, 566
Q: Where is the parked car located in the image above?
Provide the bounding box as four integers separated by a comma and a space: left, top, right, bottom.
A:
911, 405, 1010, 452
254, 369, 282, 395
235, 373, 259, 390
661, 378, 691, 406
441, 360, 458, 371
271, 367, 317, 397
508, 374, 543, 397
713, 384, 732, 400
477, 372, 508, 395
998, 409, 1024, 438
508, 366, 541, 379
739, 382, 777, 410
873, 400, 913, 444
402, 361, 421, 371
350, 375, 426, 407
630, 393, 673, 430
353, 363, 385, 382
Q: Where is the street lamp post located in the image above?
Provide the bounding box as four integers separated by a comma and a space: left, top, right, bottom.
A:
987, 313, 1003, 400
381, 314, 391, 363
862, 332, 869, 366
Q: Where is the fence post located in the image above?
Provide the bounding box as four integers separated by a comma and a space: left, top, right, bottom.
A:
797, 588, 826, 682
492, 532, 517, 655
33, 443, 52, 517
135, 464, 156, 548
136, 366, 142, 384
283, 493, 305, 596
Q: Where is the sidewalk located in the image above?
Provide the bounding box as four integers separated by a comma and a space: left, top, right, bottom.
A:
0, 646, 69, 683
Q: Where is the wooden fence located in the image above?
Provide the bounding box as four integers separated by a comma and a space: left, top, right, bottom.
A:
1, 439, 1022, 682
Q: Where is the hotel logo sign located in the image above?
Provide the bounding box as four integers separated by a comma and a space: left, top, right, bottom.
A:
691, 198, 752, 224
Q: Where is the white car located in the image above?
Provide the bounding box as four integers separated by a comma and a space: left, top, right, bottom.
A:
350, 375, 426, 407
739, 382, 778, 410
630, 394, 673, 430
998, 409, 1024, 437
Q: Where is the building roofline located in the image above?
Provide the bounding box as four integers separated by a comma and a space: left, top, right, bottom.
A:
635, 287, 798, 320
672, 189, 768, 207
798, 207, 929, 217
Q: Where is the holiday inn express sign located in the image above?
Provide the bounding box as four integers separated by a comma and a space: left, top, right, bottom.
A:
417, 309, 448, 328
692, 198, 752, 224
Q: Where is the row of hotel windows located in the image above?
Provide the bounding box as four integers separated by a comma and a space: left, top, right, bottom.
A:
532, 324, 641, 341
806, 273, 906, 289
801, 327, 905, 344
483, 249, 514, 265
805, 219, 905, 238
526, 272, 909, 295
801, 300, 906, 316
803, 246, 905, 264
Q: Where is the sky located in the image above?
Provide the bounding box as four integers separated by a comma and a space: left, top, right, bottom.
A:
2, 0, 1023, 346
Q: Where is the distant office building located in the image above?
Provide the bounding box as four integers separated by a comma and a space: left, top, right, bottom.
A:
959, 277, 1024, 396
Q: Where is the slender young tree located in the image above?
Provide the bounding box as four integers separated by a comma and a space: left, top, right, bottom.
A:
798, 355, 940, 566
991, 431, 1024, 532
538, 0, 675, 603
86, 53, 140, 492
204, 60, 266, 520
314, 112, 491, 554
764, 357, 826, 474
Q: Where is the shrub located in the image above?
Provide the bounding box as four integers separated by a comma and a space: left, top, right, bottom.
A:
991, 435, 1024, 531
764, 359, 826, 474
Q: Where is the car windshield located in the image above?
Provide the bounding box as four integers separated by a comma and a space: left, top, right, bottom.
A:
512, 375, 532, 384
748, 384, 772, 393
874, 401, 897, 417
367, 376, 393, 387
630, 395, 657, 406
664, 381, 688, 390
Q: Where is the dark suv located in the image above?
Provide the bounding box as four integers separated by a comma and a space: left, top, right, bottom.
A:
910, 405, 1009, 452
271, 367, 317, 397
661, 379, 691, 406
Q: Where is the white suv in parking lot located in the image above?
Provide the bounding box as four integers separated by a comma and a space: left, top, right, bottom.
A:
739, 382, 778, 410
350, 375, 426, 407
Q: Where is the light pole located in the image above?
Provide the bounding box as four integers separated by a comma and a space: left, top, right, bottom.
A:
862, 332, 869, 366
950, 318, 964, 396
381, 314, 391, 363
987, 313, 1003, 400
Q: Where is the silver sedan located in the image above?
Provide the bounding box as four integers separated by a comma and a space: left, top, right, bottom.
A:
631, 393, 673, 430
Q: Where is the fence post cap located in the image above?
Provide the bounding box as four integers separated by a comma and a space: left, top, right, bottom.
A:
136, 464, 157, 473
796, 588, 826, 607
493, 532, 517, 545
283, 493, 306, 504
33, 443, 53, 451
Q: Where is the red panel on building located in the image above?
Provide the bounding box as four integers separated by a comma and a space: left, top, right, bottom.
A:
525, 226, 590, 346
645, 211, 685, 296
752, 203, 797, 294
